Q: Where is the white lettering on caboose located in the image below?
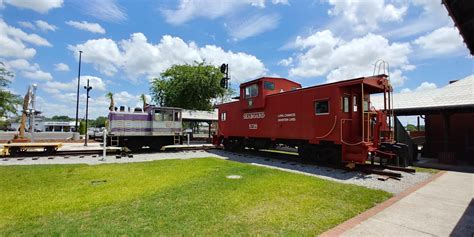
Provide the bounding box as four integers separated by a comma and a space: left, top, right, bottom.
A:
243, 112, 265, 120
277, 113, 296, 122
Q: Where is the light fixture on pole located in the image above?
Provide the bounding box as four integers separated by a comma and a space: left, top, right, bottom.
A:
84, 79, 92, 146
75, 50, 83, 132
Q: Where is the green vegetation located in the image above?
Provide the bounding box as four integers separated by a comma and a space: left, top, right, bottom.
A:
0, 62, 22, 118
150, 61, 226, 110
0, 158, 391, 235
414, 166, 440, 174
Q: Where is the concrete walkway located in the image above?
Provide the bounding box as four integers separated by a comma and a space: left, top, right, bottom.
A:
324, 171, 474, 236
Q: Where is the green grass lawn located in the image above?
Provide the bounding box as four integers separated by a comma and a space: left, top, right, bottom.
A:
0, 158, 391, 235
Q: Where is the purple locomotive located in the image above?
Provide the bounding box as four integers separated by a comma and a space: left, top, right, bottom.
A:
107, 106, 182, 150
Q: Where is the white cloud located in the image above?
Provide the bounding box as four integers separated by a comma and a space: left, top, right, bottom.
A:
162, 0, 275, 25
22, 69, 53, 81
43, 75, 106, 94
272, 0, 289, 5
278, 57, 293, 67
68, 38, 121, 76
66, 21, 105, 34
384, 0, 451, 39
413, 27, 466, 57
35, 20, 57, 32
287, 30, 412, 87
79, 0, 126, 22
69, 33, 267, 83
415, 81, 437, 91
0, 19, 55, 59
54, 63, 70, 71
3, 0, 63, 13
400, 88, 411, 93
327, 0, 407, 34
18, 21, 35, 30
228, 13, 279, 40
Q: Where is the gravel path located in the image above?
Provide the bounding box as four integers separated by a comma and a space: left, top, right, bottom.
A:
0, 149, 432, 194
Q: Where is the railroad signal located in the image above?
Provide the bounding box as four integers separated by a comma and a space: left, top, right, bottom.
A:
220, 63, 229, 89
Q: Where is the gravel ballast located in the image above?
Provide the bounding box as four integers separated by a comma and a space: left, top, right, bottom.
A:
0, 149, 433, 194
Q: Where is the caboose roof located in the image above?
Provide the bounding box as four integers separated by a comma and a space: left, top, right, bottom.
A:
239, 77, 301, 88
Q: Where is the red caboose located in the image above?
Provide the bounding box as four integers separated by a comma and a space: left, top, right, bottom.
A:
215, 75, 395, 165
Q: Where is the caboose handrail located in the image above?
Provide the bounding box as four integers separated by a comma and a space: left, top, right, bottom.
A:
340, 119, 365, 146
315, 115, 337, 139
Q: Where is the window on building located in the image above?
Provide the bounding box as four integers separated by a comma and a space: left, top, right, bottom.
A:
343, 96, 349, 112
263, 81, 275, 90
244, 84, 258, 98
353, 95, 358, 112
315, 100, 329, 114
221, 112, 227, 121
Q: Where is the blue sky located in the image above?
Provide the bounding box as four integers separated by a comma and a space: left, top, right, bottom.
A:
0, 0, 472, 119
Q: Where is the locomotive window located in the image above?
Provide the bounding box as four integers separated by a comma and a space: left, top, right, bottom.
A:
315, 100, 329, 114
221, 112, 227, 121
264, 81, 275, 90
154, 110, 164, 121
174, 111, 180, 121
343, 96, 349, 113
244, 84, 258, 98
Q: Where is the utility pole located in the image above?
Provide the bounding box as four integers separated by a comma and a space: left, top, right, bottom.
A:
84, 79, 92, 146
75, 50, 83, 132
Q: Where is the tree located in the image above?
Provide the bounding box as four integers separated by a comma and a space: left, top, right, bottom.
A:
150, 62, 226, 111
79, 120, 86, 135
0, 62, 21, 118
106, 92, 114, 111
50, 115, 74, 121
94, 116, 107, 127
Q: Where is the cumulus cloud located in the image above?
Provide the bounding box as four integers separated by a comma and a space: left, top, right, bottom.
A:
22, 69, 53, 81
3, 0, 63, 13
66, 21, 105, 34
227, 13, 280, 40
4, 59, 54, 82
69, 33, 267, 83
35, 20, 57, 32
18, 21, 35, 30
384, 0, 452, 39
413, 27, 466, 57
287, 30, 412, 87
278, 57, 293, 67
0, 19, 54, 59
43, 75, 106, 94
327, 0, 407, 34
54, 63, 70, 71
415, 81, 437, 91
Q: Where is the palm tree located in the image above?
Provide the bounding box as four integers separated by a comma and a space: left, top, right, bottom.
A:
106, 92, 114, 111
140, 93, 147, 111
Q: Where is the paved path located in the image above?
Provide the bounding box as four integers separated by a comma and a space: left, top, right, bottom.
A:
324, 171, 474, 236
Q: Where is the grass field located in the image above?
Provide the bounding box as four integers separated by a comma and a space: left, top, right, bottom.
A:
0, 158, 391, 235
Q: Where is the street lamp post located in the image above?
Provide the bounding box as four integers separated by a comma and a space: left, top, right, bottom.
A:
75, 50, 83, 132
84, 79, 92, 146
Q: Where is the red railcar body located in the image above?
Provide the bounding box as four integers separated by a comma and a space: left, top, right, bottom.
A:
215, 75, 394, 164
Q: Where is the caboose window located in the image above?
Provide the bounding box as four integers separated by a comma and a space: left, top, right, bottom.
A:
343, 96, 349, 113
315, 100, 329, 114
220, 112, 227, 121
264, 81, 275, 90
244, 84, 258, 98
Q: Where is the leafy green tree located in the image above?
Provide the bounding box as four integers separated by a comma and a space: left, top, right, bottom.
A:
79, 120, 86, 135
150, 62, 226, 111
0, 62, 22, 118
94, 116, 107, 127
50, 115, 74, 121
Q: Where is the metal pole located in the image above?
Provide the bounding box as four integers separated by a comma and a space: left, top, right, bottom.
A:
30, 84, 37, 142
84, 79, 92, 146
100, 129, 107, 161
75, 51, 83, 132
